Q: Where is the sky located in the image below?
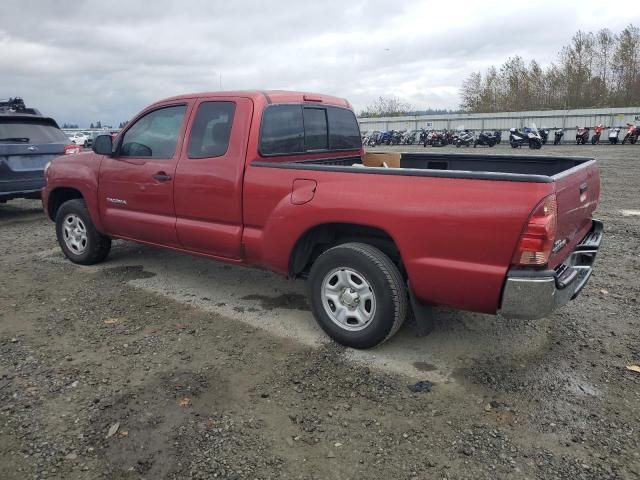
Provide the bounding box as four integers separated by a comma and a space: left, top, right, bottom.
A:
0, 0, 635, 127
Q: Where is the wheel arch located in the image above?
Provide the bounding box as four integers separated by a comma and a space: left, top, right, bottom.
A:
47, 187, 84, 221
288, 222, 403, 278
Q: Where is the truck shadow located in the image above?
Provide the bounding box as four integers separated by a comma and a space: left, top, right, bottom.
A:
90, 241, 554, 381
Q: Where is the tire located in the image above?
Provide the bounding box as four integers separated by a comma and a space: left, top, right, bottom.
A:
308, 242, 407, 349
55, 199, 111, 265
622, 135, 628, 144
456, 142, 461, 148
83, 141, 88, 148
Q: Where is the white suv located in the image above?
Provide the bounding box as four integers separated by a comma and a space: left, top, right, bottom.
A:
68, 132, 89, 147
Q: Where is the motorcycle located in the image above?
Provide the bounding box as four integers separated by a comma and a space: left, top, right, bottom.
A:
622, 123, 639, 144
576, 126, 590, 145
474, 131, 496, 147
423, 130, 438, 147
402, 130, 419, 145
367, 131, 381, 146
419, 129, 429, 146
608, 127, 621, 145
554, 128, 564, 145
493, 130, 502, 144
429, 131, 447, 147
509, 125, 542, 149
378, 131, 393, 145
390, 130, 405, 145
591, 124, 605, 145
539, 127, 550, 145
455, 129, 475, 147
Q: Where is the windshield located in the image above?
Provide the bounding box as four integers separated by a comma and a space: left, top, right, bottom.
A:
0, 118, 68, 143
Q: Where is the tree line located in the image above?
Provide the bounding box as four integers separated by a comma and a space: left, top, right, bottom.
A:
460, 24, 640, 113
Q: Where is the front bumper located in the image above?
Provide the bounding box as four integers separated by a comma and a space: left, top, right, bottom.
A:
499, 220, 603, 319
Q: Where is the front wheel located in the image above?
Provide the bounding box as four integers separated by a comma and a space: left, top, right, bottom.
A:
529, 139, 542, 149
55, 199, 111, 265
308, 243, 407, 349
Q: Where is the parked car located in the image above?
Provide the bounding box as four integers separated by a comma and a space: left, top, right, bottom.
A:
68, 132, 90, 147
0, 97, 80, 203
42, 90, 603, 348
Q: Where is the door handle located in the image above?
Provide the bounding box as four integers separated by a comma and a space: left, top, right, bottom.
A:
153, 172, 172, 182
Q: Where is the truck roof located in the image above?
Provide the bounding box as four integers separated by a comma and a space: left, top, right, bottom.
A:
156, 90, 352, 109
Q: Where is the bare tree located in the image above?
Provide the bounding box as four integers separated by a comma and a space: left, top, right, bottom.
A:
459, 72, 482, 112
359, 96, 413, 117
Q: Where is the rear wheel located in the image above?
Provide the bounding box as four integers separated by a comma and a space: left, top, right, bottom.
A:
308, 243, 407, 349
55, 199, 111, 265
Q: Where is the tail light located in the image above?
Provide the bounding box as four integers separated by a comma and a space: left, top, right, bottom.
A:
64, 144, 81, 155
512, 194, 557, 266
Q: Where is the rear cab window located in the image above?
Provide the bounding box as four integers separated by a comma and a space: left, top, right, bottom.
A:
259, 104, 361, 156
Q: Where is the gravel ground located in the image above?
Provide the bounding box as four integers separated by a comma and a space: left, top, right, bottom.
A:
0, 143, 639, 480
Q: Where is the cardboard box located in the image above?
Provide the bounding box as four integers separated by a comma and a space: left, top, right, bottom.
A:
361, 152, 401, 168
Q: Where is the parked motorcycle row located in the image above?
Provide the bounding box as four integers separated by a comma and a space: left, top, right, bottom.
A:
361, 128, 503, 148
575, 124, 639, 145
361, 122, 639, 149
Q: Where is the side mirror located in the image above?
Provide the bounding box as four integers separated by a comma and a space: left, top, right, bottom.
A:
93, 134, 113, 155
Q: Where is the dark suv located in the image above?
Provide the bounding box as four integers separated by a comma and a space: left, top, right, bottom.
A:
0, 98, 78, 202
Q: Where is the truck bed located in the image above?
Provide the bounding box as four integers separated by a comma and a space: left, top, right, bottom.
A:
254, 152, 595, 183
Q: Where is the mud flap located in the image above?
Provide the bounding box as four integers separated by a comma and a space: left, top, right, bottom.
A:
408, 282, 435, 337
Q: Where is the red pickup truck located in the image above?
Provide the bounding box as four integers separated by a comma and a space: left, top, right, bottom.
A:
42, 91, 602, 348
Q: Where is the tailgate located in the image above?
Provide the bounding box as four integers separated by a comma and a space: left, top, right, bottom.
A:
0, 143, 65, 193
549, 160, 600, 268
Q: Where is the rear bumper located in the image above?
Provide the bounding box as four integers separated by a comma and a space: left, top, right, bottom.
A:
0, 177, 45, 200
499, 220, 603, 319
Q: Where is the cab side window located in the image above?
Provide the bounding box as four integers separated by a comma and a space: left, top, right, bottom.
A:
120, 105, 187, 158
187, 102, 236, 158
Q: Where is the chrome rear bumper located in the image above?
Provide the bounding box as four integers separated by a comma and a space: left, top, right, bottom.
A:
499, 220, 603, 320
